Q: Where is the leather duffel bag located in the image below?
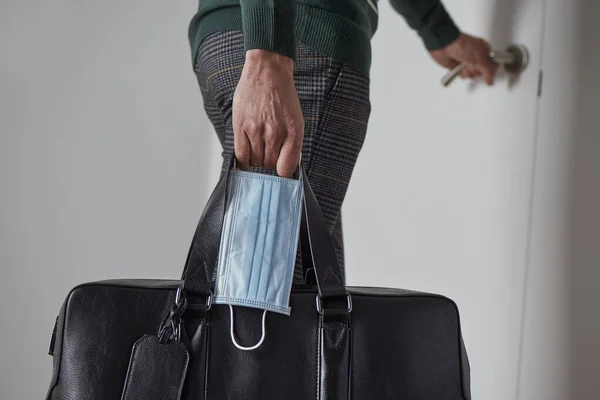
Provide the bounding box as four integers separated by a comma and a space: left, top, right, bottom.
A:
45, 164, 472, 400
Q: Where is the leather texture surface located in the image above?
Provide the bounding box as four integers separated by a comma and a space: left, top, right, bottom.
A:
46, 164, 471, 400
46, 281, 470, 400
318, 313, 350, 400
121, 335, 189, 400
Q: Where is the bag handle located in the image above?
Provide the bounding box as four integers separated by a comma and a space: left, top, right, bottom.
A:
180, 155, 347, 301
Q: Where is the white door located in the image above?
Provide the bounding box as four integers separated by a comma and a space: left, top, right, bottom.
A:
344, 1, 545, 399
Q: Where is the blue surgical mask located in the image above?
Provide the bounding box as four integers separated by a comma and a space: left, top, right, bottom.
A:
213, 169, 303, 350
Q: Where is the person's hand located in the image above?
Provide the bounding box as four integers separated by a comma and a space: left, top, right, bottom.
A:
429, 33, 499, 85
232, 49, 304, 177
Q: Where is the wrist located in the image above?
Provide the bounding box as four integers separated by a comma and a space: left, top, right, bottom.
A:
244, 49, 294, 74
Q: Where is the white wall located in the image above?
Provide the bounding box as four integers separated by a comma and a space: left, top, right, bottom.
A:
344, 1, 543, 398
0, 1, 215, 398
343, 0, 600, 399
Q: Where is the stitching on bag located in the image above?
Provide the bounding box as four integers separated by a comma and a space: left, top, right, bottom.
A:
302, 180, 343, 290
325, 324, 346, 348
303, 198, 343, 290
326, 263, 343, 286
320, 261, 343, 289
317, 319, 323, 399
203, 318, 211, 400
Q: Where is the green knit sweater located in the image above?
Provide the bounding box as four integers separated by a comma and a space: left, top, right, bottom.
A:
188, 0, 460, 77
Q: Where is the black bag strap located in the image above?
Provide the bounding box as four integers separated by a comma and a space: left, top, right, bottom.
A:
180, 156, 347, 300
180, 155, 234, 296
298, 166, 347, 298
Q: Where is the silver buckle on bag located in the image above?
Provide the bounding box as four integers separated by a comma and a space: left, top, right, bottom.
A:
158, 286, 188, 344
185, 289, 213, 313
172, 287, 186, 341
316, 293, 353, 315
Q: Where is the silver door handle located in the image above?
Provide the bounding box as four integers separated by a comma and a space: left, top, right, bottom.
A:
441, 44, 529, 87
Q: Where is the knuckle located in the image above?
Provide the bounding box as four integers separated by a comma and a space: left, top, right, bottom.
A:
245, 121, 261, 136
287, 126, 303, 141
264, 127, 279, 142
285, 129, 296, 141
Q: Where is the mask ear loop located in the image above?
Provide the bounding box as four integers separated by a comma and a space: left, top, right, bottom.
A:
229, 305, 267, 351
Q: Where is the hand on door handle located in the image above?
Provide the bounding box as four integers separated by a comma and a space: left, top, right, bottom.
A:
441, 44, 529, 87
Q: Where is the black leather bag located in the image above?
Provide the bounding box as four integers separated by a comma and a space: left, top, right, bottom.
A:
45, 162, 472, 400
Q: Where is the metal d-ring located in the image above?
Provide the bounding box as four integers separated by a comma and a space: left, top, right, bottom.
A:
158, 286, 188, 344
316, 293, 353, 315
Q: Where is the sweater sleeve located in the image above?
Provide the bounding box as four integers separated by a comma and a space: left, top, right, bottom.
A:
240, 0, 297, 60
389, 0, 461, 50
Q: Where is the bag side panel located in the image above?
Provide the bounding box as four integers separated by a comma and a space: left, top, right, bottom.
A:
47, 283, 176, 400
350, 294, 468, 400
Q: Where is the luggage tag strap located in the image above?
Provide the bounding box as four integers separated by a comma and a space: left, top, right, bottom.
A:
121, 335, 190, 400
121, 287, 193, 400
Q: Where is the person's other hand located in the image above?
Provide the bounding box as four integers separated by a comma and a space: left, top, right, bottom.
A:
232, 49, 304, 177
429, 33, 499, 85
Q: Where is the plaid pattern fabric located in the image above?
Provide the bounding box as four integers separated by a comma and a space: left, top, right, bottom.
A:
194, 31, 371, 283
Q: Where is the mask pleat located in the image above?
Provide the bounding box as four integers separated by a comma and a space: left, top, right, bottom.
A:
245, 178, 270, 299
229, 176, 253, 298
213, 171, 302, 315
253, 178, 276, 301
258, 180, 281, 303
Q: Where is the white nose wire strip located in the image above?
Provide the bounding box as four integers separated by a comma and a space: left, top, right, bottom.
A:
229, 305, 268, 351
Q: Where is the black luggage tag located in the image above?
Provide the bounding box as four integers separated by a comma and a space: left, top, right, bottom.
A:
121, 334, 189, 400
